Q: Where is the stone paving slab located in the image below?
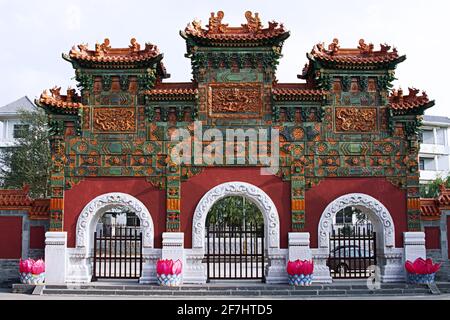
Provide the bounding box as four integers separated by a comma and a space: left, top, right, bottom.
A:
23, 280, 450, 298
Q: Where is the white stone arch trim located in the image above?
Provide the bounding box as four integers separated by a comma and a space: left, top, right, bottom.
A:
76, 192, 154, 251
192, 181, 280, 250
318, 193, 395, 248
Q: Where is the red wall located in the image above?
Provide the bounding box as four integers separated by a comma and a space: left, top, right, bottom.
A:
0, 216, 22, 258
62, 175, 408, 251
29, 226, 46, 250
64, 177, 165, 248
424, 227, 441, 250
305, 177, 407, 248
181, 167, 291, 248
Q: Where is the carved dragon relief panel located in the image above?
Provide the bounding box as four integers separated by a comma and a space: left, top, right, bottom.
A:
93, 107, 136, 133
335, 107, 378, 133
207, 82, 263, 118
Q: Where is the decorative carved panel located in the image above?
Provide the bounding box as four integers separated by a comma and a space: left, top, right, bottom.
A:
207, 82, 263, 118
93, 107, 136, 133
335, 107, 377, 133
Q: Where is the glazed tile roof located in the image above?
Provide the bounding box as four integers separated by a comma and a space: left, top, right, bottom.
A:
420, 186, 450, 220
301, 39, 406, 74
388, 88, 434, 113
0, 185, 32, 208
437, 185, 450, 207
272, 84, 327, 101
0, 186, 50, 219
420, 198, 440, 220
65, 38, 161, 67
36, 87, 83, 115
29, 199, 50, 220
145, 82, 198, 100
181, 11, 289, 46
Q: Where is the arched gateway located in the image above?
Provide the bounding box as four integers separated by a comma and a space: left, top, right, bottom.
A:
315, 193, 403, 282
38, 11, 433, 286
76, 192, 154, 251
71, 193, 154, 282
192, 182, 280, 251
190, 182, 284, 283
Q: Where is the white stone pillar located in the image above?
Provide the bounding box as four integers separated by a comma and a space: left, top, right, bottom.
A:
288, 232, 312, 261
161, 232, 185, 261
44, 232, 67, 284
404, 232, 426, 262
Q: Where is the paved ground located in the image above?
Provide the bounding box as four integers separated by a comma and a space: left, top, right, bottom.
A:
1, 288, 449, 300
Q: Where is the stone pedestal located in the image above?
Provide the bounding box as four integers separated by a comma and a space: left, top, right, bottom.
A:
288, 232, 311, 261
404, 232, 426, 262
139, 248, 160, 284
265, 249, 288, 284
44, 232, 67, 284
142, 232, 185, 284
161, 232, 185, 261
311, 249, 333, 283
184, 249, 207, 284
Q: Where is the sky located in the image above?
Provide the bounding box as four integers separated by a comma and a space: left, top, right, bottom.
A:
0, 0, 449, 116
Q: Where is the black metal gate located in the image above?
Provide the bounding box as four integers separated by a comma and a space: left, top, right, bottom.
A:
205, 223, 265, 281
327, 224, 377, 279
92, 225, 142, 281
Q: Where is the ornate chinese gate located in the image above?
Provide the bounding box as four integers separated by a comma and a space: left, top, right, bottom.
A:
327, 224, 377, 279
92, 225, 142, 280
206, 222, 265, 282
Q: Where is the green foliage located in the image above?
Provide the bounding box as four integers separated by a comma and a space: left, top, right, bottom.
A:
206, 196, 263, 227
420, 176, 450, 198
0, 108, 51, 198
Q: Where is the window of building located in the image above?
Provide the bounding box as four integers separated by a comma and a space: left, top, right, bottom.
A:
13, 124, 29, 139
419, 157, 435, 171
419, 158, 425, 171
436, 128, 446, 146
421, 129, 434, 144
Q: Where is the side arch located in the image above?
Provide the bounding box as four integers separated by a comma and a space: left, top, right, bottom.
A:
192, 181, 280, 251
75, 192, 154, 252
318, 193, 395, 250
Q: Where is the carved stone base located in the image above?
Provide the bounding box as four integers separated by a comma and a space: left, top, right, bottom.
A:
265, 249, 288, 284
379, 248, 405, 283
139, 248, 161, 284
311, 249, 333, 283
183, 249, 207, 284
65, 248, 92, 284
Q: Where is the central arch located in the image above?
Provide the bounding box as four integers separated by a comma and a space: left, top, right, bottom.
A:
192, 181, 280, 252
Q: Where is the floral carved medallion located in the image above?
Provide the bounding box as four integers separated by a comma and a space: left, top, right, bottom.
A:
93, 107, 136, 133
208, 83, 263, 118
335, 107, 377, 132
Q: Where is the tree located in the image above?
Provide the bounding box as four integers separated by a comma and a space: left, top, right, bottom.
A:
206, 196, 263, 227
0, 107, 51, 198
420, 176, 450, 198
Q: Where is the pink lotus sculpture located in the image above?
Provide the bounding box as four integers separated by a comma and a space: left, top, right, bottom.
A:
156, 259, 182, 286
405, 258, 441, 284
287, 260, 314, 286
19, 258, 45, 285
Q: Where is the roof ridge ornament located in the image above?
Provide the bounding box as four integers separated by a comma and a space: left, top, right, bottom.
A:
207, 11, 228, 33
242, 11, 262, 33
183, 10, 286, 38
358, 39, 374, 54
95, 38, 111, 57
